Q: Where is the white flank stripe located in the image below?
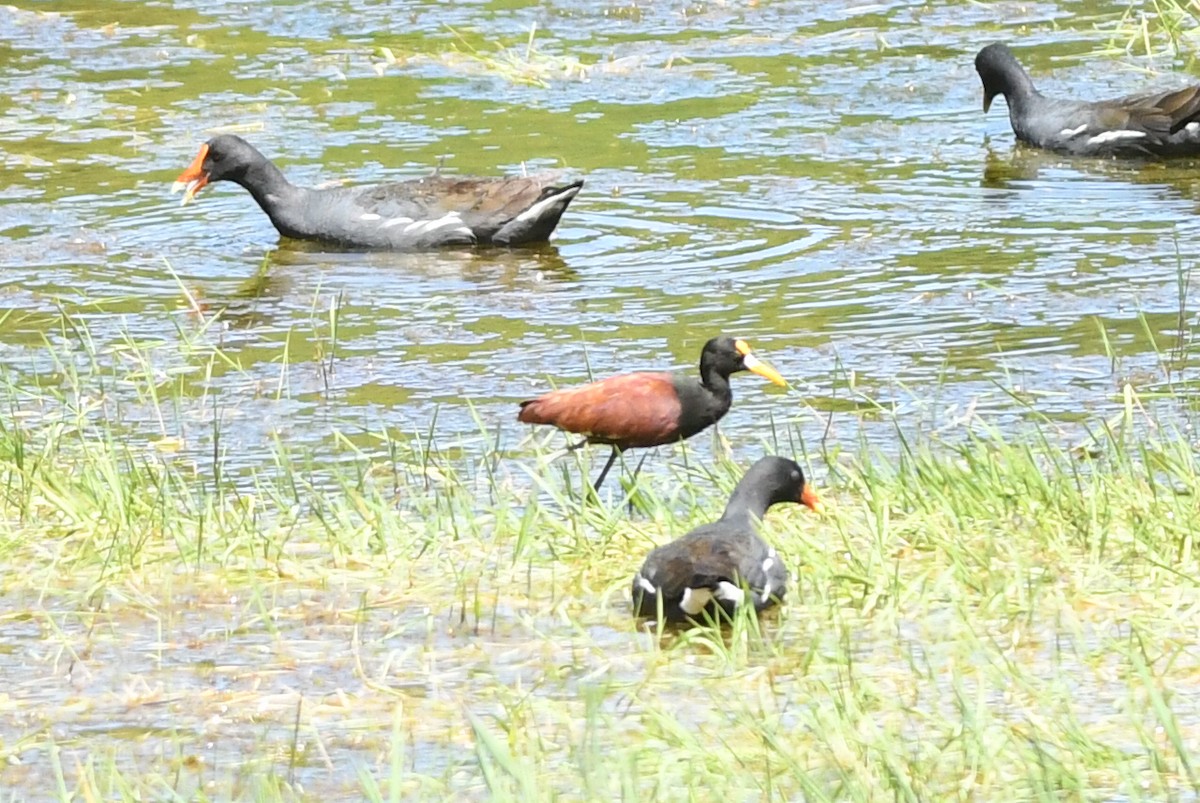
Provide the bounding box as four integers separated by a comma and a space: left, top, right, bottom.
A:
679, 587, 714, 615
360, 213, 382, 221
1086, 129, 1147, 145
635, 575, 656, 595
514, 193, 562, 224
1058, 124, 1088, 138
380, 216, 414, 229
762, 557, 774, 574
404, 212, 464, 236
513, 185, 580, 224
760, 580, 772, 602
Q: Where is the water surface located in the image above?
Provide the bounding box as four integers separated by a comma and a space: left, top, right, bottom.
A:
3, 0, 1200, 794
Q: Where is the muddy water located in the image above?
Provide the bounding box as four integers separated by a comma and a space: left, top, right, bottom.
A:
3, 0, 1200, 794
5, 0, 1200, 473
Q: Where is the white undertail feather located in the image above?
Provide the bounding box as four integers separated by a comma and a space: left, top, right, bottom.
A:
679, 583, 745, 615
635, 575, 656, 595
715, 582, 745, 604
513, 185, 582, 224
679, 587, 713, 615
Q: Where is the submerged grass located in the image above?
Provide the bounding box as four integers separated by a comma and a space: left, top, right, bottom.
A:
1102, 0, 1200, 64
0, 312, 1199, 799
375, 22, 680, 88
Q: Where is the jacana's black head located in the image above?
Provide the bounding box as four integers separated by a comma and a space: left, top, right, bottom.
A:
698, 336, 787, 386
733, 455, 823, 513
173, 134, 272, 204
975, 42, 1036, 113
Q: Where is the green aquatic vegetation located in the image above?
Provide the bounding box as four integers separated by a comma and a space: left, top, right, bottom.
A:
1103, 0, 1200, 63
371, 23, 590, 89
0, 312, 1199, 799
374, 22, 678, 88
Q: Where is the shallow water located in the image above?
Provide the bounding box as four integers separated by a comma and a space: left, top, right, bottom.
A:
4, 0, 1200, 794
6, 0, 1200, 478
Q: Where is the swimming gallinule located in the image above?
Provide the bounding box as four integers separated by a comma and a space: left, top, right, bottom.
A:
518, 336, 787, 492
172, 135, 584, 250
975, 42, 1200, 158
631, 455, 822, 622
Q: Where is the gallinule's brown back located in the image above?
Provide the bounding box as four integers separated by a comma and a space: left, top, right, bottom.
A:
173, 135, 583, 250
631, 455, 822, 622
517, 336, 787, 492
975, 43, 1200, 158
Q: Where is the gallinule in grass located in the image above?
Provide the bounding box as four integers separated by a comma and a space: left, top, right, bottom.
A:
518, 336, 787, 493
631, 455, 822, 622
173, 135, 583, 250
975, 42, 1200, 158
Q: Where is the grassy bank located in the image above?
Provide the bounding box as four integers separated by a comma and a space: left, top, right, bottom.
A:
0, 324, 1198, 801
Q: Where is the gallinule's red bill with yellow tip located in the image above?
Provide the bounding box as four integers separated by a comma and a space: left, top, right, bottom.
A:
975, 43, 1200, 158
173, 135, 583, 250
631, 455, 822, 623
518, 336, 787, 492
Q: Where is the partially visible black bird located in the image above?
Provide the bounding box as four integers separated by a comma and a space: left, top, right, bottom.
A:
975, 42, 1200, 158
631, 456, 822, 623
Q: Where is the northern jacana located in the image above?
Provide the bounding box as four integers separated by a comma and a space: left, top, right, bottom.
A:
517, 336, 787, 492
173, 135, 583, 250
631, 455, 822, 622
975, 43, 1200, 158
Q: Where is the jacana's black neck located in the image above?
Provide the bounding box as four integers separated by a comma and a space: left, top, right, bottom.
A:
670, 347, 740, 440
697, 355, 736, 397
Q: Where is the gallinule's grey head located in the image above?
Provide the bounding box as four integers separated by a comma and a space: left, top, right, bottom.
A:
631, 455, 823, 623
518, 337, 787, 493
173, 135, 269, 205
975, 42, 1036, 114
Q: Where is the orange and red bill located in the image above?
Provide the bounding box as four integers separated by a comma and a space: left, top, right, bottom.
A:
800, 484, 825, 514
171, 143, 209, 206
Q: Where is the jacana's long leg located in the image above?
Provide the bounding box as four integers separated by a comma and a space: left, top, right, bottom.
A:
629, 451, 650, 483
592, 447, 620, 492
622, 451, 654, 513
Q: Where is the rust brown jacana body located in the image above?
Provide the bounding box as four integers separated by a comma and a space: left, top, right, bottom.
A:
517, 336, 787, 491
